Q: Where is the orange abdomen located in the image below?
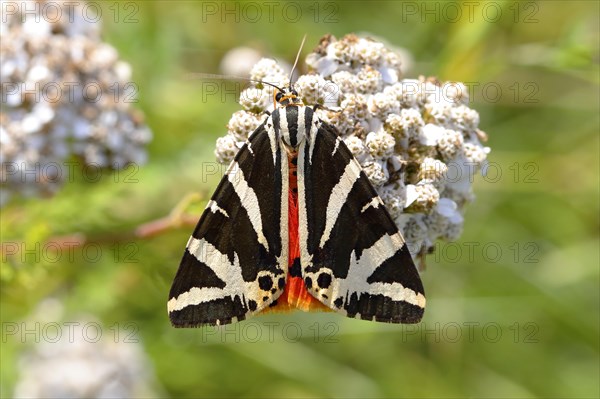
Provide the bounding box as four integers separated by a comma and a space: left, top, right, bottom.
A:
265, 153, 330, 313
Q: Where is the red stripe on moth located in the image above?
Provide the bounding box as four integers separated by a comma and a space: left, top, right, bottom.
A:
265, 151, 330, 314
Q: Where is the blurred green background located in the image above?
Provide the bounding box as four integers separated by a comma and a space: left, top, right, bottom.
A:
1, 1, 598, 397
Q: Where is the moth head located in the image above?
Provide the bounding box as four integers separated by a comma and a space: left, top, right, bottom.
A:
274, 87, 303, 107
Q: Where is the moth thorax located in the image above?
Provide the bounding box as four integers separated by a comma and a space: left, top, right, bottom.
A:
277, 106, 308, 150
281, 129, 305, 149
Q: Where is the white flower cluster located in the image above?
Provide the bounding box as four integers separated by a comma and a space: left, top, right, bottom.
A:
0, 0, 152, 206
13, 299, 158, 397
214, 34, 490, 267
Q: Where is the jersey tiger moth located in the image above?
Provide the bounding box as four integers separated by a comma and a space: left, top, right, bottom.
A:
168, 43, 426, 326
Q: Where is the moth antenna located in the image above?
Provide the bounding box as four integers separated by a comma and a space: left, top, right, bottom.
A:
186, 72, 284, 92
288, 34, 307, 89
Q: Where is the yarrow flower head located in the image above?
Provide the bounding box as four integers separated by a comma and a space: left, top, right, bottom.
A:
214, 34, 490, 268
0, 0, 152, 206
13, 300, 157, 398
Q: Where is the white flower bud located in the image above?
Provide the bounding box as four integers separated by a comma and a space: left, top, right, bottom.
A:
437, 129, 464, 161
368, 92, 400, 119
249, 58, 287, 84
357, 66, 383, 94
462, 141, 489, 166
227, 111, 262, 141
450, 104, 480, 132
343, 136, 367, 161
295, 74, 338, 106
355, 38, 385, 66
443, 82, 469, 105
419, 157, 448, 185
425, 102, 453, 126
365, 130, 395, 160
322, 110, 356, 136
385, 108, 424, 141
340, 93, 369, 121
326, 38, 355, 65
239, 87, 271, 114
215, 135, 239, 165
331, 71, 359, 93
362, 161, 389, 187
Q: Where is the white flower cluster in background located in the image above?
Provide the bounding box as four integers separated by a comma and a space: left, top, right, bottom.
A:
13, 300, 159, 398
215, 34, 490, 268
0, 0, 152, 206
